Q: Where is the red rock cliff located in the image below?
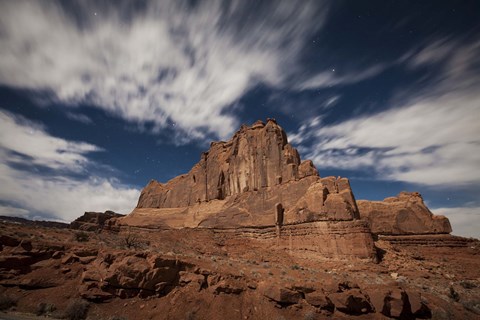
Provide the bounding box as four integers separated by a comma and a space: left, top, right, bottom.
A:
137, 119, 318, 209
129, 119, 362, 228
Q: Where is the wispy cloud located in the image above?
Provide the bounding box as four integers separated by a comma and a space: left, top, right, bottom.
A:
291, 38, 480, 187
0, 110, 139, 222
66, 112, 93, 125
297, 64, 387, 90
0, 0, 328, 143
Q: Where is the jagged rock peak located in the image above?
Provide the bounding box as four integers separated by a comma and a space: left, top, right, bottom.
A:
137, 119, 319, 208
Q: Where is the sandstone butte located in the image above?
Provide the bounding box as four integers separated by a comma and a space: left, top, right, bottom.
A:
116, 118, 452, 260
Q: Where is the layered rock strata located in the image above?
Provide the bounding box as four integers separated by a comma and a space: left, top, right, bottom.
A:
213, 220, 376, 259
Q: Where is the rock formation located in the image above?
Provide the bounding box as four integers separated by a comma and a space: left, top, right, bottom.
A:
357, 192, 452, 235
128, 119, 360, 228
119, 119, 454, 260
70, 211, 125, 231
137, 119, 318, 208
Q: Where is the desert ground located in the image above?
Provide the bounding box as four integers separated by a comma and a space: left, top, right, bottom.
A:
0, 217, 479, 320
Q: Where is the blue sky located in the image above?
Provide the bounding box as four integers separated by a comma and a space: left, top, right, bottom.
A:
0, 0, 479, 238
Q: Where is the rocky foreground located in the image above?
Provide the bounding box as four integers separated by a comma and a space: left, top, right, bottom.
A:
0, 218, 479, 320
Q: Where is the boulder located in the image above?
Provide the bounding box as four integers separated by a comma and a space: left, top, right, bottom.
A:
259, 283, 302, 305
305, 292, 334, 311
385, 289, 409, 318
212, 278, 244, 295
179, 271, 205, 291
80, 252, 183, 298
329, 289, 373, 315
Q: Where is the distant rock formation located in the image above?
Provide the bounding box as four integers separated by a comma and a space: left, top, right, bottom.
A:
357, 192, 452, 235
0, 216, 69, 229
129, 119, 360, 228
71, 211, 125, 231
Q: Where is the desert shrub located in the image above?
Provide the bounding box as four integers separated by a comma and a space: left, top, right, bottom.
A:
0, 294, 16, 311
75, 231, 89, 242
291, 264, 301, 270
123, 231, 140, 249
64, 299, 89, 320
110, 317, 128, 320
36, 302, 56, 315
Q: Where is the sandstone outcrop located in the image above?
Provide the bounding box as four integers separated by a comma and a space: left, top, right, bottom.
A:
127, 119, 360, 229
120, 119, 458, 261
137, 119, 317, 208
70, 211, 125, 231
357, 192, 452, 235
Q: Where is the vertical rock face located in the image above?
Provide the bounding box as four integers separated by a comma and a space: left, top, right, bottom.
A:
137, 119, 318, 209
357, 192, 452, 235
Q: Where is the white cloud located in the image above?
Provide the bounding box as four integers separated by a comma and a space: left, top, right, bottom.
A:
0, 110, 100, 172
297, 64, 387, 90
0, 205, 30, 218
433, 207, 480, 239
406, 38, 457, 67
0, 0, 328, 142
0, 110, 139, 222
291, 38, 480, 186
0, 164, 139, 222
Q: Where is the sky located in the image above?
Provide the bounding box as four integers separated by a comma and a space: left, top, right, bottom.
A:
0, 0, 479, 238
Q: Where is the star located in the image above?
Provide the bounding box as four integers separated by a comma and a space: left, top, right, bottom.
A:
332, 68, 335, 72
94, 12, 97, 16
